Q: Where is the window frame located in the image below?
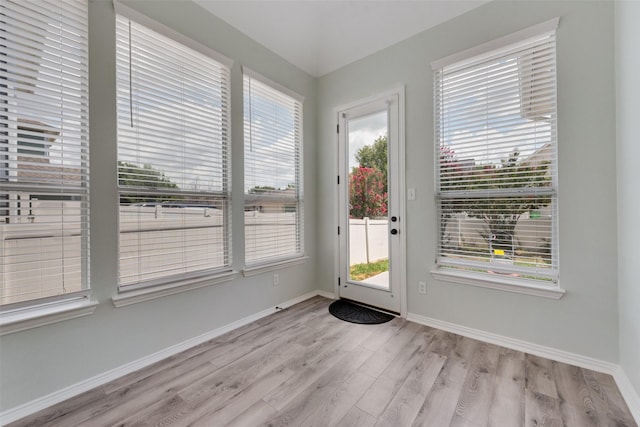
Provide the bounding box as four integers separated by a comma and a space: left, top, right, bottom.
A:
113, 2, 235, 305
430, 18, 565, 299
242, 68, 305, 272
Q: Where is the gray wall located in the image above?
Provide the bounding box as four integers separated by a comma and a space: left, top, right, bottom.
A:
616, 0, 640, 399
0, 0, 317, 411
317, 0, 619, 361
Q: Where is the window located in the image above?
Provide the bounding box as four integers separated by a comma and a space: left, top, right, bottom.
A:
115, 7, 232, 291
0, 0, 90, 307
432, 19, 560, 291
243, 70, 304, 267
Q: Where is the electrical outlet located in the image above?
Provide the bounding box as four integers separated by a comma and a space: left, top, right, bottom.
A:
273, 274, 279, 286
418, 281, 427, 294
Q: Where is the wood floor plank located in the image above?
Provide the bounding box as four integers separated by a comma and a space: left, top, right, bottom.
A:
45, 359, 217, 426
8, 297, 637, 427
381, 326, 438, 381
411, 355, 469, 427
299, 371, 376, 427
487, 348, 525, 427
178, 340, 303, 403
449, 341, 500, 427
553, 365, 599, 427
223, 400, 278, 427
263, 322, 374, 411
166, 343, 305, 425
558, 402, 599, 427
551, 360, 596, 427
260, 346, 374, 427
190, 367, 296, 426
358, 320, 422, 378
374, 351, 447, 427
357, 326, 435, 418
108, 393, 187, 427
525, 354, 558, 398
336, 407, 378, 427
425, 328, 460, 357
356, 375, 398, 418
524, 389, 563, 427
582, 369, 638, 427
358, 316, 405, 352
451, 336, 481, 361
108, 333, 304, 427
551, 362, 593, 409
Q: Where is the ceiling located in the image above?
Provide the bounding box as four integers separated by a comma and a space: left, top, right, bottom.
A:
194, 1, 491, 77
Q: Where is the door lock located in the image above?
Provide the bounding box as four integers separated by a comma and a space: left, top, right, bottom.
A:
390, 229, 398, 235
391, 216, 398, 222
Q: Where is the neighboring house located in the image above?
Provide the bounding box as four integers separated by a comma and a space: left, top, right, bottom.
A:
2, 121, 82, 224
245, 187, 298, 213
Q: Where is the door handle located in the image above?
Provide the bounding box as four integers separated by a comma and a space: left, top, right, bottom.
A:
390, 229, 398, 235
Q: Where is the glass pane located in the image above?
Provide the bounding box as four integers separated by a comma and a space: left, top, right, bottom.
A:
346, 111, 389, 288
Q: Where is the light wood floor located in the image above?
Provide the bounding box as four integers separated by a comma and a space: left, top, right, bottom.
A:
9, 296, 637, 427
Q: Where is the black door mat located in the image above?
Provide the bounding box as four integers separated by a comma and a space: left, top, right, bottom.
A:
328, 299, 394, 324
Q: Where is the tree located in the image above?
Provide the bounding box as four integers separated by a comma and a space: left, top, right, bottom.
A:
349, 166, 387, 218
440, 146, 551, 255
248, 185, 276, 194
355, 135, 387, 193
118, 161, 178, 204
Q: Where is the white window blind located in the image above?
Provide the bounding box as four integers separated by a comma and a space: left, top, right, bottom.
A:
116, 13, 231, 290
244, 71, 303, 265
0, 0, 90, 307
434, 22, 558, 283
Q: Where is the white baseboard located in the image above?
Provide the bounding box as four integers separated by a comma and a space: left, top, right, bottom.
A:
0, 290, 322, 426
613, 366, 640, 423
317, 290, 336, 300
406, 313, 619, 375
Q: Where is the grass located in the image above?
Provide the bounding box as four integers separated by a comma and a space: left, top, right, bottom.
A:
350, 259, 389, 281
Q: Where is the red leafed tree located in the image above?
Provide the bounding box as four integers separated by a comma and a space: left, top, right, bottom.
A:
349, 166, 387, 218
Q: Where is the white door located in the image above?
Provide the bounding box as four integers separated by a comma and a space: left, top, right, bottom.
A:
337, 92, 402, 313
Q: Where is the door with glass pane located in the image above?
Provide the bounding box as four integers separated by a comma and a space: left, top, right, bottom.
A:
338, 93, 401, 313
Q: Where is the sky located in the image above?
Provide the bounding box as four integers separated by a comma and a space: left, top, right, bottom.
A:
347, 110, 387, 169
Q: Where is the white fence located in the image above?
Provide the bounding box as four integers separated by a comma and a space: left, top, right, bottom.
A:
0, 199, 85, 305
349, 218, 389, 265
0, 203, 298, 304
347, 213, 551, 267
442, 213, 552, 254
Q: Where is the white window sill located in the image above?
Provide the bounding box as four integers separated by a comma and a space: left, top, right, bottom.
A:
243, 256, 308, 277
430, 268, 565, 299
113, 270, 237, 308
0, 298, 98, 336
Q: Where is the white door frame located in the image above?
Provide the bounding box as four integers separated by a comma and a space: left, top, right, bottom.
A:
333, 86, 406, 317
